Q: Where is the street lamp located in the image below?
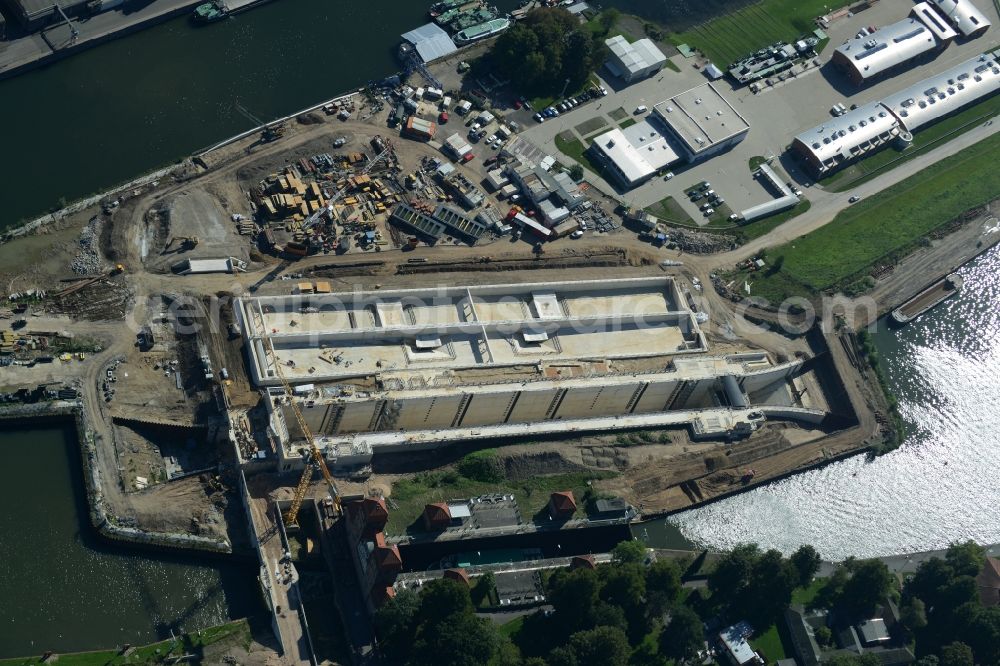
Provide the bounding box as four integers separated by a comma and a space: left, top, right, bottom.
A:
560, 77, 570, 99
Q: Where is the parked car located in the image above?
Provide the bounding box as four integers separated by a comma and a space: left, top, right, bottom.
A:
703, 208, 715, 216
599, 86, 608, 96
491, 139, 503, 149
513, 100, 523, 109
700, 203, 713, 211
534, 113, 545, 123
849, 195, 861, 203
634, 105, 648, 114
486, 134, 497, 144
570, 230, 584, 239
690, 192, 704, 201
663, 172, 674, 180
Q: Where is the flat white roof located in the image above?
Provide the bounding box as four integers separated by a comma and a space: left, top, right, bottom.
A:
590, 123, 680, 185
834, 17, 937, 80
653, 82, 750, 155
182, 258, 234, 274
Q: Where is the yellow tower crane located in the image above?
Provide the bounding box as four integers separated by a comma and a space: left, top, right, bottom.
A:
266, 337, 341, 526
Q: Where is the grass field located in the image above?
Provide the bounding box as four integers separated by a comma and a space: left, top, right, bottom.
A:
554, 133, 607, 178
750, 624, 787, 662
821, 93, 1000, 192
0, 621, 251, 666
618, 117, 638, 130
669, 0, 842, 65
645, 195, 695, 224
735, 131, 1000, 301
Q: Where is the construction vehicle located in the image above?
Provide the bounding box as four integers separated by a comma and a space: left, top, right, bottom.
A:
235, 102, 285, 143
265, 336, 341, 526
163, 236, 199, 254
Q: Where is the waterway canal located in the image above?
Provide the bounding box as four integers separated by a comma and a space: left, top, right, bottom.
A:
660, 244, 1000, 560
0, 0, 518, 228
0, 421, 260, 658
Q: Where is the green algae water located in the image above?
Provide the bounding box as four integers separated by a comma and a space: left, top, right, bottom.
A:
0, 421, 260, 658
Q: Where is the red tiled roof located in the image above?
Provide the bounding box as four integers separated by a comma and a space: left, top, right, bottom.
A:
978, 557, 1000, 607
424, 502, 452, 521
373, 532, 402, 570
549, 491, 577, 514
570, 554, 596, 570
364, 497, 389, 523
443, 568, 471, 587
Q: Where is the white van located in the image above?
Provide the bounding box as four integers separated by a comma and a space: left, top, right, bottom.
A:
634, 105, 648, 114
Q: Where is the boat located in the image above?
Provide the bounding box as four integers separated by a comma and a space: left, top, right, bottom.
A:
454, 16, 510, 44
192, 0, 228, 23
429, 0, 474, 17
447, 7, 497, 32
890, 273, 963, 325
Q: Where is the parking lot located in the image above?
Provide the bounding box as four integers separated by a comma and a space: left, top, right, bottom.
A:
517, 0, 1000, 224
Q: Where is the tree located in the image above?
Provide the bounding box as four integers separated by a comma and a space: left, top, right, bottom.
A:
839, 559, 893, 617
944, 541, 986, 578
374, 588, 419, 660
746, 549, 797, 622
939, 642, 974, 666
646, 559, 683, 617
547, 567, 600, 634
611, 539, 648, 565
597, 8, 620, 34
825, 654, 883, 666
569, 164, 584, 182
900, 597, 928, 633
790, 545, 821, 587
708, 543, 760, 600
416, 578, 473, 627
566, 626, 630, 666
815, 626, 833, 647
409, 612, 502, 666
487, 8, 604, 96
659, 606, 705, 662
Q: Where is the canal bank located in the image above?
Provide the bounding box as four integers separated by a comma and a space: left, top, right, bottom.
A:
0, 420, 263, 658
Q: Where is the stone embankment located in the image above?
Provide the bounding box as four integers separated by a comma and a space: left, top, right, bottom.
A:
0, 401, 231, 554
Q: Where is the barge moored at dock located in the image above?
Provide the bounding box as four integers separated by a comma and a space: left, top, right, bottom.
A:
891, 273, 963, 324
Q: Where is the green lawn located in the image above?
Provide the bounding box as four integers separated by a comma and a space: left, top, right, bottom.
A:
575, 117, 608, 136
386, 468, 617, 535
820, 92, 1000, 192
618, 117, 637, 130
554, 133, 607, 178
742, 131, 1000, 301
750, 624, 787, 662
792, 578, 825, 607
645, 195, 695, 225
0, 621, 251, 666
669, 0, 844, 66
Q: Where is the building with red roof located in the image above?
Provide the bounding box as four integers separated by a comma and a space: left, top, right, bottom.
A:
548, 491, 577, 520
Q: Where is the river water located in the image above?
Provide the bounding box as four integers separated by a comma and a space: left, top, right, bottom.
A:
659, 244, 1000, 561
0, 0, 519, 228
0, 421, 260, 658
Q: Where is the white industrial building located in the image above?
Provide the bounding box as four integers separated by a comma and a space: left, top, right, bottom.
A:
235, 278, 836, 469
791, 51, 1000, 176
399, 23, 458, 63
589, 123, 681, 188
926, 0, 991, 37
605, 35, 668, 83
831, 17, 942, 84
590, 82, 749, 188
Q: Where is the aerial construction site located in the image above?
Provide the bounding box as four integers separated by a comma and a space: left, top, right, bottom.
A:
0, 68, 892, 663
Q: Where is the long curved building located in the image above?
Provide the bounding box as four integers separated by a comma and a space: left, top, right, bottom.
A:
791, 51, 1000, 176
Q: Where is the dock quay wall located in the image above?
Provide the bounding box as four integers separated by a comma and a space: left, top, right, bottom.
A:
0, 401, 231, 554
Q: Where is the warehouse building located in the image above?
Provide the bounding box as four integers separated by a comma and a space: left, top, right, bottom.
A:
589, 123, 681, 188
235, 278, 838, 469
791, 52, 1000, 176
605, 35, 668, 83
790, 101, 901, 176
881, 52, 1000, 131
831, 17, 943, 85
590, 83, 749, 189
1, 0, 87, 28
926, 0, 991, 37
399, 23, 459, 63
652, 83, 751, 162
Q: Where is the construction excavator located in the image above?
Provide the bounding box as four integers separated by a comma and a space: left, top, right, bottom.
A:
265, 336, 341, 526
163, 236, 199, 254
